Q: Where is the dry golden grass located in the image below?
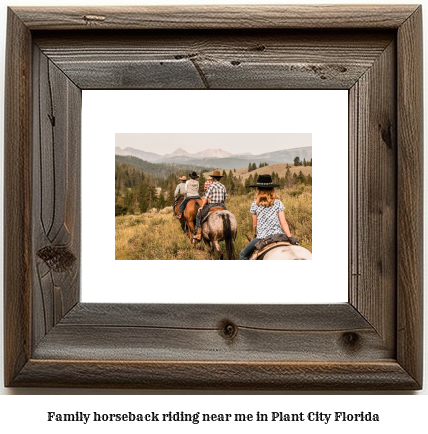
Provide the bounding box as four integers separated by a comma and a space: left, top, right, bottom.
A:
115, 213, 212, 260
240, 164, 312, 182
115, 185, 312, 260
202, 166, 248, 179
204, 164, 311, 184
229, 185, 312, 254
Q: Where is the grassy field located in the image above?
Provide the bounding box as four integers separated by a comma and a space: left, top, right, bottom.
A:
203, 164, 312, 183
115, 185, 312, 260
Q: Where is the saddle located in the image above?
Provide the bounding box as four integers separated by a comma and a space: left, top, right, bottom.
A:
180, 196, 200, 211
201, 206, 226, 225
249, 241, 292, 260
249, 233, 298, 260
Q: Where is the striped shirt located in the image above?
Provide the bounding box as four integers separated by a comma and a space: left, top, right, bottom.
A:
204, 180, 213, 191
205, 180, 227, 203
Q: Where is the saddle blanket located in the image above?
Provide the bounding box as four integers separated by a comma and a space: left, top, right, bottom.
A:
201, 206, 226, 225
254, 233, 294, 250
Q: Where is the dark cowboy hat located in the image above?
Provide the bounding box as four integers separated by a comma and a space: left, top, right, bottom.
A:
249, 174, 280, 188
211, 170, 224, 178
189, 171, 199, 179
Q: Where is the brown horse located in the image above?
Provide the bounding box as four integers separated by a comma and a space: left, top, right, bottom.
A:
174, 196, 187, 234
175, 196, 203, 241
201, 209, 237, 259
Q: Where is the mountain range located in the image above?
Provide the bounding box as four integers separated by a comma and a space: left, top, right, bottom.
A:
115, 146, 312, 170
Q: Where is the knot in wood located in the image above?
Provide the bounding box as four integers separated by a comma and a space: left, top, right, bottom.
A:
219, 320, 238, 340
249, 45, 266, 51
341, 332, 361, 350
37, 245, 76, 272
83, 15, 106, 23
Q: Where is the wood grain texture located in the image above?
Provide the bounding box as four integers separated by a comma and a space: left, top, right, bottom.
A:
349, 40, 397, 351
31, 47, 81, 348
11, 5, 419, 30
32, 304, 391, 362
3, 6, 423, 390
34, 31, 393, 90
396, 6, 423, 387
4, 8, 32, 387
12, 361, 419, 390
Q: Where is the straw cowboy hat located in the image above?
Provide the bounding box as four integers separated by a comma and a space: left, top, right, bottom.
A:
249, 174, 280, 188
178, 175, 187, 181
211, 170, 224, 178
189, 171, 200, 179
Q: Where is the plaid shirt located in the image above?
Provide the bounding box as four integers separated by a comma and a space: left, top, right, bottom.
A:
204, 180, 227, 203
204, 180, 213, 191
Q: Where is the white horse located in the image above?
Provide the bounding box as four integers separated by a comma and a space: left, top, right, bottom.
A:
249, 241, 312, 260
262, 245, 312, 260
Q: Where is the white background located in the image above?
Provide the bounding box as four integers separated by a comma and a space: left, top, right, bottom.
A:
82, 90, 348, 304
0, 0, 427, 430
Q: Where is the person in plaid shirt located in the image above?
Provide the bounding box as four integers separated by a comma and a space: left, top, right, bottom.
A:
193, 170, 227, 241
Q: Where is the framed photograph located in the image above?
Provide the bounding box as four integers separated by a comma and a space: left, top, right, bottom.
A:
82, 91, 348, 305
4, 5, 423, 389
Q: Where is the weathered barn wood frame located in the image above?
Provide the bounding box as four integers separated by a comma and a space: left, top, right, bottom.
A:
4, 5, 423, 389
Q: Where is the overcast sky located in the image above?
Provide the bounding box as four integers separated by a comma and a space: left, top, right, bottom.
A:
115, 133, 311, 156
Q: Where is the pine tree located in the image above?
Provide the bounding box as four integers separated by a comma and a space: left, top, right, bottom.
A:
285, 165, 292, 189
147, 184, 157, 209
297, 170, 306, 184
294, 156, 301, 166
198, 172, 206, 192
293, 173, 298, 184
245, 176, 251, 190
138, 182, 148, 213
157, 188, 166, 210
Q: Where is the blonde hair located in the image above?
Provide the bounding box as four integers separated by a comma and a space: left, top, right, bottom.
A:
255, 188, 279, 207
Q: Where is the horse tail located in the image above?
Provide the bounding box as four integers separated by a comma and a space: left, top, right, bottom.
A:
221, 213, 236, 260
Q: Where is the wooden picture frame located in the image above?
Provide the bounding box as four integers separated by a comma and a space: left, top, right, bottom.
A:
4, 5, 423, 390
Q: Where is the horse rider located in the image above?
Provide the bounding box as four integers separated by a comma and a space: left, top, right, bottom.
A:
175, 171, 201, 219
204, 175, 213, 192
240, 174, 294, 260
193, 170, 227, 241
173, 175, 187, 215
